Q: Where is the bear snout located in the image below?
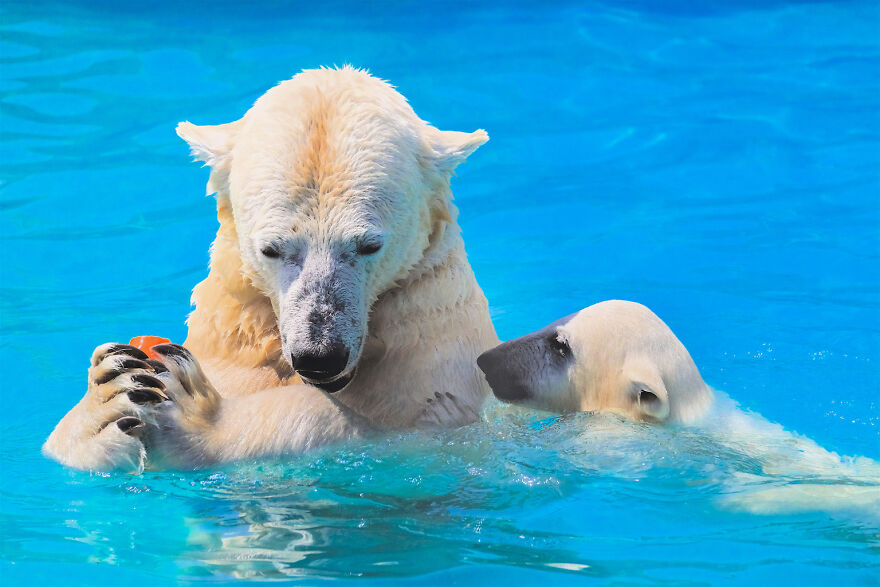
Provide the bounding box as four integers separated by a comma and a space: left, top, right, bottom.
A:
477, 348, 531, 402
291, 343, 350, 381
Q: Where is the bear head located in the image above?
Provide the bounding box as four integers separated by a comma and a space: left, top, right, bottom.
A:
477, 300, 713, 423
177, 67, 487, 391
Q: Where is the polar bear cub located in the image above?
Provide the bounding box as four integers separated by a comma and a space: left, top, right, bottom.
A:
477, 300, 880, 516
477, 300, 713, 423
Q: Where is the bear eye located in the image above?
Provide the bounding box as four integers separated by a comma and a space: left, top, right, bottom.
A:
260, 245, 281, 259
356, 240, 382, 256
549, 333, 570, 357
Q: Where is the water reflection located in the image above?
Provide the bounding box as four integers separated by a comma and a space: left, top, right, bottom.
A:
126, 403, 880, 580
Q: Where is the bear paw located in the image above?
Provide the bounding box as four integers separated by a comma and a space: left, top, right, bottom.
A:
415, 390, 480, 428
148, 343, 220, 432
43, 343, 170, 473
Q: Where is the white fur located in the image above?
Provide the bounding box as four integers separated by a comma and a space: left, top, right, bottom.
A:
44, 67, 499, 471
480, 301, 880, 515
479, 300, 713, 422
701, 392, 880, 516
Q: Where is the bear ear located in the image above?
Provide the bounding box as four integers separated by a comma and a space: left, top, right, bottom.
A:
429, 128, 489, 172
176, 120, 242, 196
632, 382, 670, 422
624, 358, 670, 422
176, 120, 241, 168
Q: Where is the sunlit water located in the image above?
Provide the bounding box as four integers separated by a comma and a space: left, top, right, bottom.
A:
1, 0, 879, 584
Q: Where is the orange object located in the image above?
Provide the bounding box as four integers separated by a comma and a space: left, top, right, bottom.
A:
129, 335, 171, 360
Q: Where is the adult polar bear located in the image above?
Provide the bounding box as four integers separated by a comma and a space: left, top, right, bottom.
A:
44, 67, 499, 472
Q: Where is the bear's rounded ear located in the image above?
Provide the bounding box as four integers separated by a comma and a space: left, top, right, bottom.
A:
429, 128, 489, 172
634, 383, 670, 422
624, 358, 670, 422
176, 120, 242, 168
176, 120, 242, 196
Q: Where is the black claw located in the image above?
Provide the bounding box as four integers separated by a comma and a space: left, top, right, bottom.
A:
127, 388, 165, 404
94, 369, 123, 385
119, 358, 152, 370
445, 392, 455, 400
145, 359, 169, 374
93, 358, 155, 385
130, 373, 165, 390
150, 343, 192, 361
102, 344, 149, 361
116, 416, 144, 434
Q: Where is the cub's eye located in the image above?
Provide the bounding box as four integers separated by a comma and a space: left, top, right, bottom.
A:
549, 333, 570, 357
260, 246, 281, 259
356, 240, 382, 256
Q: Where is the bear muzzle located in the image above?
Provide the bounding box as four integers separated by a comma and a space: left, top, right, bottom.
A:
291, 342, 357, 393
477, 348, 531, 402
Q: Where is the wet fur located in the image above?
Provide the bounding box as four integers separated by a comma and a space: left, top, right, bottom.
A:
44, 67, 498, 471
479, 300, 713, 423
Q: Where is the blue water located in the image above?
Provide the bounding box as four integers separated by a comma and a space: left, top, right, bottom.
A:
2, 0, 879, 584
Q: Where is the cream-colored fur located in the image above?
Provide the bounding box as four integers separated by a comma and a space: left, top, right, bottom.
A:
44, 67, 498, 472
563, 300, 713, 422
478, 300, 713, 423
478, 301, 880, 515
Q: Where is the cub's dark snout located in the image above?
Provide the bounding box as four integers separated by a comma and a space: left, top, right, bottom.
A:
477, 344, 530, 402
476, 347, 501, 379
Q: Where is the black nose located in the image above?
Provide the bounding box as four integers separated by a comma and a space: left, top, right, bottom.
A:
477, 347, 530, 402
291, 344, 350, 381
476, 349, 498, 376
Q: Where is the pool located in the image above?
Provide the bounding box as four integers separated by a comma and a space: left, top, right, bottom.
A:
1, 0, 878, 584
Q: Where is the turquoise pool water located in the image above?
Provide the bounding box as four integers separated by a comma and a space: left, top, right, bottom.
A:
2, 0, 879, 584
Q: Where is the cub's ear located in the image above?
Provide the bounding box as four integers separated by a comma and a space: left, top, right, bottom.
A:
176, 120, 242, 195
632, 381, 670, 422
429, 128, 489, 172
624, 358, 670, 422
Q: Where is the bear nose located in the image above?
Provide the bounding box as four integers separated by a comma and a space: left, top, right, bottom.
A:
477, 347, 530, 402
476, 349, 499, 376
291, 344, 350, 381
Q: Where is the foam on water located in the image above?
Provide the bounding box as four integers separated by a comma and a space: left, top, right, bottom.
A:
697, 393, 880, 517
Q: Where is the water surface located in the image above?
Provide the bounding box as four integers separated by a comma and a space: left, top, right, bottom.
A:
1, 0, 879, 584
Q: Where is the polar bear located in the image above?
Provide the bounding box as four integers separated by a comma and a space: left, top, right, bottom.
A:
477, 300, 880, 515
44, 66, 499, 472
477, 300, 714, 423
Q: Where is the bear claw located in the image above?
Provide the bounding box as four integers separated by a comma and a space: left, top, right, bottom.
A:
94, 369, 124, 385
145, 359, 169, 374
118, 358, 152, 371
126, 388, 167, 405
115, 416, 145, 434
129, 373, 165, 390
150, 343, 192, 361
102, 344, 149, 362
92, 344, 148, 366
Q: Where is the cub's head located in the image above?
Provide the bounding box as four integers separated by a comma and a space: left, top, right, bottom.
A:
177, 67, 487, 391
477, 300, 712, 423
